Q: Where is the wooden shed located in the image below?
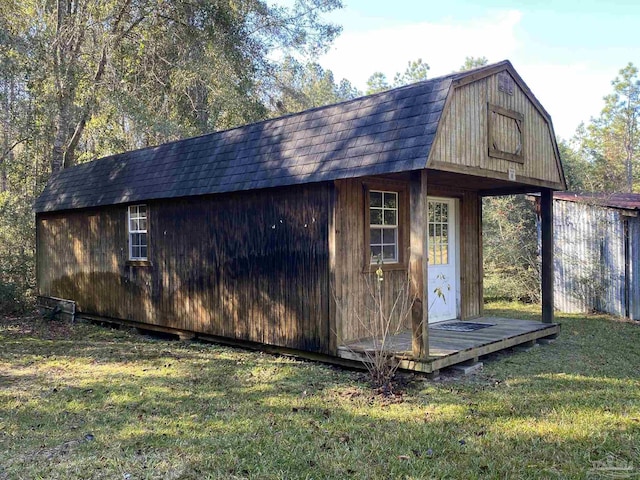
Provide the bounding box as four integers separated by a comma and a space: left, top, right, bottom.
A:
549, 192, 640, 320
35, 61, 565, 373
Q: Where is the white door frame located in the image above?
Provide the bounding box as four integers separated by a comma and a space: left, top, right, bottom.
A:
427, 196, 461, 323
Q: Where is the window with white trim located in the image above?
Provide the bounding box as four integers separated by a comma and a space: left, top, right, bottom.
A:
369, 190, 398, 264
128, 205, 148, 260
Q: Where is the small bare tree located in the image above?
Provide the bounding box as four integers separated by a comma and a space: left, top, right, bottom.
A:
358, 266, 413, 390
335, 264, 421, 392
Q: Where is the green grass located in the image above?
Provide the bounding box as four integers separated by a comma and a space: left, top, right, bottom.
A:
1, 303, 639, 479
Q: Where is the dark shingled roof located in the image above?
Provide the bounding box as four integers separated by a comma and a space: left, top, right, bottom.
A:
554, 192, 640, 211
34, 62, 511, 213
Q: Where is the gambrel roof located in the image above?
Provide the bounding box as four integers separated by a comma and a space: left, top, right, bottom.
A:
35, 60, 561, 213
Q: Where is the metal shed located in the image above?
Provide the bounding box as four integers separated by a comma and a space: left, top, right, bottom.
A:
551, 192, 640, 319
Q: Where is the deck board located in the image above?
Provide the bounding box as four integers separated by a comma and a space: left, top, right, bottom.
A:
338, 317, 560, 373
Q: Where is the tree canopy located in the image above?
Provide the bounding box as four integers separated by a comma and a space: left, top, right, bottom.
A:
0, 0, 343, 310
560, 63, 640, 192
1, 0, 343, 176
365, 58, 430, 94
459, 56, 489, 71
270, 56, 360, 115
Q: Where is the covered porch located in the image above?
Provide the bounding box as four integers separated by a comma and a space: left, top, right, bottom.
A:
337, 316, 560, 374
330, 62, 565, 372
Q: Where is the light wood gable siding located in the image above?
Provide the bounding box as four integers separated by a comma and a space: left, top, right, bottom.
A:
428, 70, 564, 189
37, 183, 332, 354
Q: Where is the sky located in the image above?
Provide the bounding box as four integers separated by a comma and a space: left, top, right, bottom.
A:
308, 0, 640, 140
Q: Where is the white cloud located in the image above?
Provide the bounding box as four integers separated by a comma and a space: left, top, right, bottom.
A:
320, 10, 523, 88
318, 9, 616, 139
516, 62, 614, 140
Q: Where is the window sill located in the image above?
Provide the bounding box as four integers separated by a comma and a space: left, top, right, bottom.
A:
126, 260, 152, 267
362, 262, 408, 273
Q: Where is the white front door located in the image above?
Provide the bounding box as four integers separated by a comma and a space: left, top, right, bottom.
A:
427, 197, 459, 323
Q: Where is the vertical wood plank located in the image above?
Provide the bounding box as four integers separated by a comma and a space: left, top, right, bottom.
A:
420, 170, 429, 355
328, 181, 338, 354
37, 183, 332, 354
429, 71, 562, 186
541, 188, 554, 323
477, 194, 484, 317
410, 171, 426, 358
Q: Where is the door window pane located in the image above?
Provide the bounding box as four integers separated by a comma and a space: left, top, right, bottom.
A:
428, 201, 450, 265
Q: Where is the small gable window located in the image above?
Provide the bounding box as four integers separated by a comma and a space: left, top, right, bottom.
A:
128, 205, 148, 260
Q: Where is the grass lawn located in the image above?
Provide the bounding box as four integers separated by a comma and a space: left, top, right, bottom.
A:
1, 302, 639, 479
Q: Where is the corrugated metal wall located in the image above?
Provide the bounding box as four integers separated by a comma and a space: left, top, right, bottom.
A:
629, 218, 640, 320
553, 200, 639, 319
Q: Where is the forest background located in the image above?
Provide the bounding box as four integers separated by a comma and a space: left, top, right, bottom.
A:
1, 0, 638, 312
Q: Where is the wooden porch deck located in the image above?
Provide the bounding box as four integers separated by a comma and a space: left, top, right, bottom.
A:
337, 317, 560, 374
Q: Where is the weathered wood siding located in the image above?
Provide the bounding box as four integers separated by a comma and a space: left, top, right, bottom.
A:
428, 71, 563, 188
333, 177, 413, 343
333, 176, 483, 343
37, 184, 332, 353
460, 190, 483, 319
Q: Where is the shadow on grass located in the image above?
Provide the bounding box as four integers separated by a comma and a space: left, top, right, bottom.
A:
1, 310, 639, 479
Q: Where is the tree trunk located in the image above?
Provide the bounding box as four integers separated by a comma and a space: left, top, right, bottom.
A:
52, 95, 70, 173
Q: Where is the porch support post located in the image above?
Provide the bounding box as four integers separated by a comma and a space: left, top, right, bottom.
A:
541, 188, 554, 323
410, 169, 429, 358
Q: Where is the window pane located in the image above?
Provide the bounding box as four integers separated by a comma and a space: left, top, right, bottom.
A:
429, 224, 434, 237
434, 203, 441, 222
383, 192, 397, 209
442, 224, 448, 240
383, 210, 396, 226
382, 245, 396, 261
129, 205, 148, 260
369, 191, 382, 207
428, 202, 435, 222
435, 224, 441, 237
370, 228, 381, 244
441, 204, 448, 222
370, 209, 383, 225
382, 229, 395, 244
431, 243, 442, 266
370, 245, 382, 262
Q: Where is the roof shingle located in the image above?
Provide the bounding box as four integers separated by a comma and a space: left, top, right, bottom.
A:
34, 64, 501, 213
